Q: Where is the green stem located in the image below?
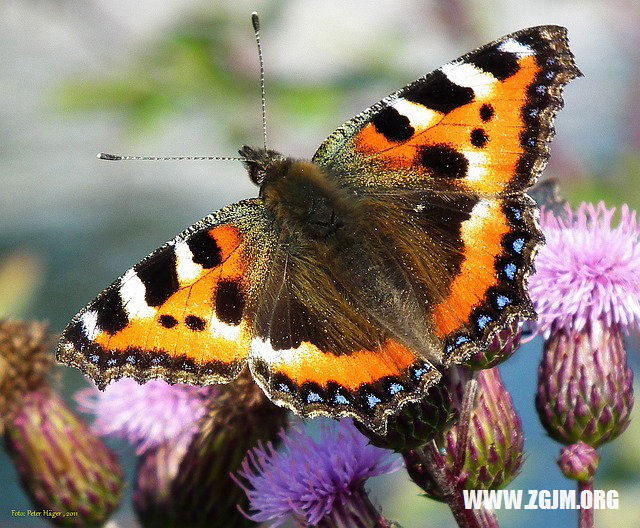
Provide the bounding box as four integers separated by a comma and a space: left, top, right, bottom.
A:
413, 377, 498, 528
578, 480, 594, 528
415, 443, 488, 528
319, 486, 395, 528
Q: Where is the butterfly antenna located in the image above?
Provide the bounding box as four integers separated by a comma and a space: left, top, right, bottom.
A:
252, 12, 268, 151
97, 153, 247, 161
98, 13, 269, 163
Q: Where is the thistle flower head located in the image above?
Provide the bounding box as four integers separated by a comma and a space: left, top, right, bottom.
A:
558, 441, 600, 482
5, 390, 124, 526
237, 419, 401, 527
536, 321, 634, 447
0, 320, 53, 431
529, 202, 640, 335
76, 378, 213, 453
404, 367, 524, 500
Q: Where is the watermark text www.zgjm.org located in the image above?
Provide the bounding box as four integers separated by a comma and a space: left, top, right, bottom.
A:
463, 489, 619, 510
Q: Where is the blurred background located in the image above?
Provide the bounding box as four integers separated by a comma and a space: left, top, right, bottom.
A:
1, 0, 639, 526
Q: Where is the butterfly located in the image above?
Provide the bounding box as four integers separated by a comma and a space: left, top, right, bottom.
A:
57, 25, 580, 433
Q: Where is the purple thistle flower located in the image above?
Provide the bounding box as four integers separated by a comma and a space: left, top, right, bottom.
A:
529, 202, 640, 335
531, 202, 636, 446
532, 201, 636, 528
76, 379, 213, 453
236, 419, 401, 527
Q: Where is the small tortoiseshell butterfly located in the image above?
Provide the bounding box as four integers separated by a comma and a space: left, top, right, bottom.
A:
57, 23, 580, 433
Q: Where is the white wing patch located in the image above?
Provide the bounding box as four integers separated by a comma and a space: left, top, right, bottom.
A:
119, 268, 156, 319
498, 38, 534, 57
463, 150, 489, 182
463, 199, 497, 236
392, 98, 441, 130
440, 62, 497, 98
174, 240, 204, 283
250, 337, 300, 366
81, 310, 100, 340
209, 316, 244, 341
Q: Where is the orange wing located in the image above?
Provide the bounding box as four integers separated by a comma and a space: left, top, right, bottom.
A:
310, 26, 580, 364
313, 26, 580, 196
346, 189, 541, 365
58, 27, 580, 435
57, 199, 277, 389
251, 337, 439, 434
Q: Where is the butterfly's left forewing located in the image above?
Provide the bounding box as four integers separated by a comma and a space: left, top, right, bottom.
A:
57, 199, 277, 389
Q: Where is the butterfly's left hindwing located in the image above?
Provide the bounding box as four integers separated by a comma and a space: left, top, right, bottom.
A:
246, 231, 442, 433
251, 337, 440, 434
57, 199, 277, 389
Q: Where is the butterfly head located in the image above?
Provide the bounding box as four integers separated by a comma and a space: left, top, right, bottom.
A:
240, 146, 287, 188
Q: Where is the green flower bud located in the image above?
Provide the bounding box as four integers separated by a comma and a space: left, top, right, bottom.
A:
404, 367, 524, 500
536, 321, 634, 447
4, 391, 124, 527
558, 442, 599, 482
133, 370, 288, 527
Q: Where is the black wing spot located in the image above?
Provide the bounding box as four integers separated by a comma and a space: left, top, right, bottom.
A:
372, 107, 415, 142
215, 280, 245, 326
418, 145, 468, 179
405, 70, 474, 114
470, 128, 489, 148
187, 230, 222, 269
136, 248, 179, 307
516, 155, 537, 178
94, 289, 129, 335
471, 50, 520, 81
185, 315, 206, 331
480, 103, 494, 122
158, 314, 178, 328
